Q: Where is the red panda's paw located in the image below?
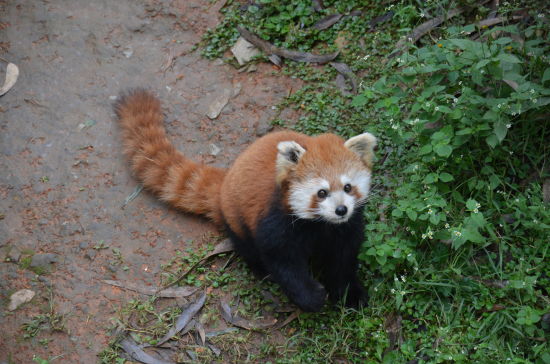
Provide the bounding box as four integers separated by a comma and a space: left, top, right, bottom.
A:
292, 281, 327, 312
344, 283, 368, 309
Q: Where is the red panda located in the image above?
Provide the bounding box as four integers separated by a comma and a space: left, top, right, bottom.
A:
115, 89, 376, 312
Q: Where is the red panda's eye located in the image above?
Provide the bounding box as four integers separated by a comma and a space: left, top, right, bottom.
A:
344, 184, 352, 193
317, 189, 328, 198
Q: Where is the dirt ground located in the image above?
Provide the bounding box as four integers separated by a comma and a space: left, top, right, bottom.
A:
0, 0, 300, 362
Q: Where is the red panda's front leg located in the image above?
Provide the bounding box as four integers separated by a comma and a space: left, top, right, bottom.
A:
260, 249, 327, 312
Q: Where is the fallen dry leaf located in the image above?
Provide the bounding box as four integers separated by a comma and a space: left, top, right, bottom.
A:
102, 280, 198, 298
156, 292, 207, 346
120, 336, 175, 364
0, 62, 19, 96
220, 298, 277, 330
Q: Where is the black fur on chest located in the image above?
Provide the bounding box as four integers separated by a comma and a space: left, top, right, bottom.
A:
227, 190, 368, 312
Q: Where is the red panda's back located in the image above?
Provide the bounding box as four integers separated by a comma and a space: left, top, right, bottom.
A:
220, 131, 310, 239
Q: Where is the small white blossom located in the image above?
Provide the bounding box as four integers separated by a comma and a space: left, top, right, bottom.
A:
454, 231, 462, 237
506, 123, 511, 128
391, 288, 396, 294
401, 275, 406, 282
435, 106, 440, 111
533, 98, 538, 104
473, 208, 479, 213
445, 223, 450, 229
530, 89, 535, 94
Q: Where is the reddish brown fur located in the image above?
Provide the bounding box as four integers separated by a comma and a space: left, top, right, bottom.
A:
115, 91, 370, 239
114, 90, 225, 225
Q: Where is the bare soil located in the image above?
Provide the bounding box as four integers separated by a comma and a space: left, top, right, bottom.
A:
0, 0, 299, 362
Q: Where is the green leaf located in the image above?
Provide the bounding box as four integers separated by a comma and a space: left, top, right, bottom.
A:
466, 199, 478, 210
424, 173, 438, 184
486, 134, 498, 148
543, 68, 550, 84
351, 94, 368, 107
406, 210, 418, 221
439, 172, 454, 182
492, 37, 513, 45
434, 144, 453, 157
494, 121, 508, 142
419, 144, 432, 155
392, 208, 404, 218
475, 59, 491, 69
463, 226, 485, 244
497, 53, 521, 64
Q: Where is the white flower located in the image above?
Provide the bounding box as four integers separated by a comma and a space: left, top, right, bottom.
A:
458, 81, 463, 85
476, 203, 481, 209
445, 223, 450, 229
391, 288, 396, 293
530, 89, 535, 94
420, 13, 425, 17
454, 231, 462, 237
473, 208, 479, 213
428, 209, 433, 214
533, 98, 538, 104
506, 123, 511, 128
453, 98, 458, 103
435, 106, 440, 111
401, 275, 406, 282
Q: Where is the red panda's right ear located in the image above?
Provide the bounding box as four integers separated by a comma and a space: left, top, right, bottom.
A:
276, 141, 306, 185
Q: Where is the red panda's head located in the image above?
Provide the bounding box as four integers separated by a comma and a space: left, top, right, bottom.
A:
276, 132, 376, 224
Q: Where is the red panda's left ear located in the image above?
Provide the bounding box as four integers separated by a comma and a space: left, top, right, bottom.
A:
276, 141, 306, 185
344, 132, 377, 169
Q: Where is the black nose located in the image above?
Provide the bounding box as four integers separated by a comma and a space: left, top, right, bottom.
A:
335, 205, 348, 216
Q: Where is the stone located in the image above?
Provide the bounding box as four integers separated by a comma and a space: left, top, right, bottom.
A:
6, 246, 21, 263
85, 249, 97, 260
30, 253, 58, 268
206, 88, 232, 120
209, 144, 222, 156
8, 289, 35, 311
231, 37, 261, 66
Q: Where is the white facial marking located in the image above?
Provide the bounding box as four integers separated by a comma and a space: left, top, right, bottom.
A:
288, 171, 372, 224
342, 171, 371, 201
288, 178, 329, 219
318, 190, 355, 224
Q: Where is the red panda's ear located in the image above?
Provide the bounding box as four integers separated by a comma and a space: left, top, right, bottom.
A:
276, 141, 306, 184
344, 132, 377, 169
